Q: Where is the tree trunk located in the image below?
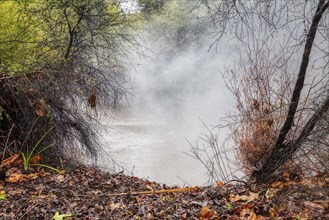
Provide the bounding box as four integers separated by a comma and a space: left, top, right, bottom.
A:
251, 0, 329, 183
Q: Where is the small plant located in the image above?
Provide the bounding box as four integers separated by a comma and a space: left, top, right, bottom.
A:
295, 214, 301, 220
20, 125, 60, 172
0, 190, 6, 200
227, 203, 233, 213
53, 211, 73, 220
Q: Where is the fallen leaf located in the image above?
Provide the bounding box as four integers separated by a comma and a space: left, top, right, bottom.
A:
1, 154, 20, 168
107, 202, 125, 211
6, 172, 39, 183
35, 99, 46, 117
5, 167, 21, 177
159, 210, 166, 217
11, 188, 25, 195
199, 206, 216, 220
271, 181, 284, 188
29, 154, 42, 164
249, 210, 257, 220
6, 173, 23, 183
92, 189, 102, 195
24, 173, 39, 181
230, 192, 258, 202
53, 211, 72, 220
217, 181, 224, 188
303, 201, 324, 210
240, 208, 257, 219
230, 194, 240, 202
56, 175, 65, 183
147, 212, 154, 219
269, 207, 276, 218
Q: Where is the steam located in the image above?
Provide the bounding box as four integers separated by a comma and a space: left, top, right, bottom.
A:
130, 42, 235, 129
103, 2, 237, 186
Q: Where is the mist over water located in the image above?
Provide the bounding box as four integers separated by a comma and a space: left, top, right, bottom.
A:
102, 3, 237, 186
101, 38, 237, 185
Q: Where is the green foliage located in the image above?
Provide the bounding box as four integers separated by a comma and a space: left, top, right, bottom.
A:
0, 0, 139, 167
0, 1, 43, 72
20, 125, 58, 172
140, 0, 208, 54
138, 0, 165, 12
226, 203, 233, 212
0, 191, 6, 200
0, 0, 127, 72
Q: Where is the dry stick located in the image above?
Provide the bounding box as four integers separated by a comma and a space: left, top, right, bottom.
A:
223, 179, 257, 193
112, 170, 124, 178
2, 124, 15, 161
108, 186, 199, 197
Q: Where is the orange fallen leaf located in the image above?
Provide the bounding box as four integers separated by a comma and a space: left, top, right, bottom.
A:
240, 208, 257, 220
1, 154, 21, 168
217, 181, 224, 188
6, 173, 39, 183
159, 210, 166, 217
249, 210, 257, 220
6, 173, 23, 183
230, 192, 258, 202
269, 207, 276, 218
230, 194, 240, 202
25, 173, 39, 180
270, 181, 283, 188
29, 154, 42, 164
199, 206, 216, 220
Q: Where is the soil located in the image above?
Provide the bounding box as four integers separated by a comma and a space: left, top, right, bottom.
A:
1, 166, 329, 219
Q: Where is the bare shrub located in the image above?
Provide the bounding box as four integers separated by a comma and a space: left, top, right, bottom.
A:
188, 122, 237, 183
191, 0, 329, 182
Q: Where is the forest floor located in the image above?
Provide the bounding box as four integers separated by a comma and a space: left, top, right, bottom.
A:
1, 162, 329, 219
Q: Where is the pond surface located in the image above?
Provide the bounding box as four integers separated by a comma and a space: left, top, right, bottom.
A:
103, 111, 208, 186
